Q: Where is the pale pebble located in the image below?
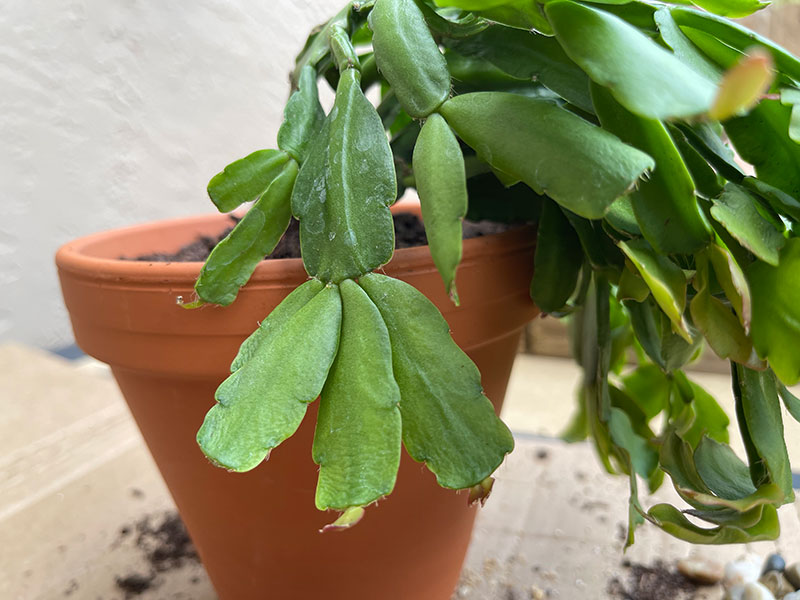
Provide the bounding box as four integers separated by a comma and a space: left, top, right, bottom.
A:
742, 581, 776, 600
725, 585, 745, 600
678, 557, 724, 585
725, 557, 764, 589
759, 570, 794, 598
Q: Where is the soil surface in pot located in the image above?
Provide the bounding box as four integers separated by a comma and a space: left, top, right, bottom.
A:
127, 213, 512, 262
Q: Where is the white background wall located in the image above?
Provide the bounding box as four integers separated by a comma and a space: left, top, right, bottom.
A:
1, 0, 343, 349
2, 2, 798, 350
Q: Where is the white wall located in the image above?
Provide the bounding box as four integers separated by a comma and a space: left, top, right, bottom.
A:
1, 0, 344, 349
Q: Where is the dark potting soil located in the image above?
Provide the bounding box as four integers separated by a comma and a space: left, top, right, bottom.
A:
607, 560, 701, 600
128, 213, 512, 263
113, 511, 200, 598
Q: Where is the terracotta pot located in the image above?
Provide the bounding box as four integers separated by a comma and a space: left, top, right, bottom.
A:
56, 210, 538, 600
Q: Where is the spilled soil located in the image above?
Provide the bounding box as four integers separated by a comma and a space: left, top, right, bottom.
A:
113, 511, 200, 598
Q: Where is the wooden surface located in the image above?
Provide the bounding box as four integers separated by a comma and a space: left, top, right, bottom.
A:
2, 344, 800, 600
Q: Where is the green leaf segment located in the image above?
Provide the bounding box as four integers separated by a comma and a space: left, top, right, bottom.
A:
193, 0, 800, 541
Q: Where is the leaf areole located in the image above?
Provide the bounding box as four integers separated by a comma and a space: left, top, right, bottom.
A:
748, 239, 800, 385
194, 160, 298, 306
530, 199, 583, 313
313, 279, 402, 511
439, 92, 654, 220
278, 65, 326, 164
292, 68, 396, 283
207, 149, 292, 213
413, 113, 468, 303
545, 0, 717, 120
196, 282, 342, 472
591, 82, 711, 254
369, 0, 451, 118
359, 273, 514, 489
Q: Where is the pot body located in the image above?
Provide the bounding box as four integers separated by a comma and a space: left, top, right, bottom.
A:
56, 212, 537, 600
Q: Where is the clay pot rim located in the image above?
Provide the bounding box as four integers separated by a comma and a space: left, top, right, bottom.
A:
56, 206, 536, 285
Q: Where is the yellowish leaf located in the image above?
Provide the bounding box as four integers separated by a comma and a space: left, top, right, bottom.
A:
710, 48, 774, 121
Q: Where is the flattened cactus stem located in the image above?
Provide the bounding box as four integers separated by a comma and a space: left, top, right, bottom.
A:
467, 477, 495, 507
330, 25, 361, 72
320, 506, 366, 533
290, 3, 353, 87
359, 53, 379, 91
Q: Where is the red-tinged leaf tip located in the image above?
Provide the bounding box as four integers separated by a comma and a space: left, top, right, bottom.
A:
468, 477, 495, 507
320, 506, 365, 533
710, 48, 775, 121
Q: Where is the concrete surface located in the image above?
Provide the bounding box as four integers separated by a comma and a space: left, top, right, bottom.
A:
3, 1, 800, 353
3, 344, 800, 599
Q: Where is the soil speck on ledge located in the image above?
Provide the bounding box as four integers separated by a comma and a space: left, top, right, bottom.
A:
113, 511, 200, 598
607, 560, 701, 600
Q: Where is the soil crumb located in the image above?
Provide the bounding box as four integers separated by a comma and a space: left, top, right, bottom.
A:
607, 560, 700, 600
113, 511, 199, 598
128, 212, 512, 262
